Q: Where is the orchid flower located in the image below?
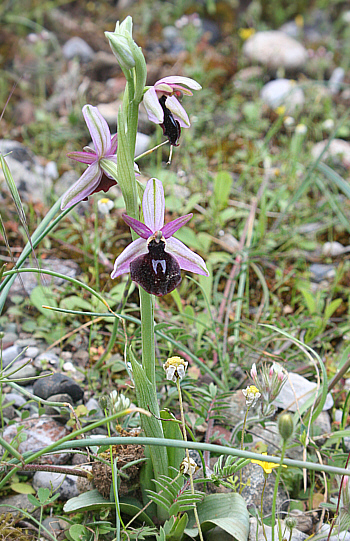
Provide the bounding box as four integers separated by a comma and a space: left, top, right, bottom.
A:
143, 76, 201, 146
111, 178, 209, 296
62, 105, 137, 210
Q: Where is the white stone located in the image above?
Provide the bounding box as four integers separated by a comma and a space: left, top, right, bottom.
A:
260, 79, 304, 112
322, 241, 350, 257
311, 139, 350, 166
329, 67, 345, 95
273, 372, 333, 412
243, 31, 308, 70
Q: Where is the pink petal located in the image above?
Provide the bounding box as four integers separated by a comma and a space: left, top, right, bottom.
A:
165, 96, 190, 128
110, 134, 118, 154
142, 178, 164, 232
122, 214, 153, 239
161, 214, 193, 239
61, 162, 102, 210
111, 237, 148, 278
156, 76, 202, 90
67, 150, 97, 165
166, 237, 209, 276
83, 104, 111, 158
143, 87, 164, 124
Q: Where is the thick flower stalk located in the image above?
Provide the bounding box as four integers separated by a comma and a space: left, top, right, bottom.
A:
143, 76, 201, 146
111, 178, 209, 296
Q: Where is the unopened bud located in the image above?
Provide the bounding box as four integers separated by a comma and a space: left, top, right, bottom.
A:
278, 413, 294, 441
99, 396, 108, 410
285, 516, 297, 530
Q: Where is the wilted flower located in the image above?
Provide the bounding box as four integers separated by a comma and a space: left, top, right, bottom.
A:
98, 197, 114, 215
111, 178, 209, 296
180, 456, 199, 476
62, 105, 139, 211
250, 362, 287, 416
242, 385, 261, 407
62, 105, 118, 211
143, 76, 201, 146
163, 356, 188, 382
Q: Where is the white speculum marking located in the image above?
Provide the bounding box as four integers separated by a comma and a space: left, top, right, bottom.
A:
152, 260, 166, 274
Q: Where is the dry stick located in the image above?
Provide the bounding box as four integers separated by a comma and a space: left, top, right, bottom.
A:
221, 179, 268, 361
44, 316, 104, 351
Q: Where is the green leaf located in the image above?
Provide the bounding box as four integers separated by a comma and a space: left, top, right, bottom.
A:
69, 524, 90, 541
63, 489, 112, 512
27, 494, 39, 506
10, 482, 36, 494
30, 286, 58, 319
160, 410, 184, 475
185, 493, 249, 541
324, 298, 342, 321
213, 171, 233, 209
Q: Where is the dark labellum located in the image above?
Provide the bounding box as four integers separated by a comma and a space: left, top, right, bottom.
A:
130, 238, 181, 296
159, 95, 181, 146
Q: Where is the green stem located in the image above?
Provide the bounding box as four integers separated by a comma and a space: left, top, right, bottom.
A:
176, 377, 204, 541
140, 288, 155, 385
260, 475, 268, 541
239, 406, 250, 493
271, 440, 287, 541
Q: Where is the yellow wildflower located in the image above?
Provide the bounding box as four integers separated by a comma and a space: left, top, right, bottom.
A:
251, 452, 287, 474
238, 28, 255, 41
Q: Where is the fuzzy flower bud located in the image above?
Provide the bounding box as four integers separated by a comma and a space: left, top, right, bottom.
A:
285, 516, 297, 530
278, 413, 294, 441
163, 356, 188, 383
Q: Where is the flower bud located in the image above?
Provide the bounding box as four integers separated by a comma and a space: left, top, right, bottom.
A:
105, 32, 136, 71
99, 395, 108, 410
285, 516, 297, 530
278, 413, 294, 441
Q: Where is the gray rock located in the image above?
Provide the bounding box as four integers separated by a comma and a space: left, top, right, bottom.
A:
249, 517, 307, 541
242, 462, 288, 515
311, 139, 350, 167
25, 346, 40, 358
0, 493, 39, 518
329, 67, 345, 95
33, 372, 84, 402
2, 332, 18, 348
44, 393, 73, 421
10, 258, 80, 296
1, 345, 24, 368
41, 516, 69, 540
4, 358, 36, 384
45, 161, 59, 180
34, 351, 60, 369
162, 26, 185, 55
273, 372, 333, 412
62, 37, 95, 62
15, 338, 37, 347
243, 31, 307, 70
2, 417, 70, 464
54, 169, 80, 198
260, 79, 304, 113
4, 392, 27, 407
309, 263, 336, 283
85, 397, 102, 416
288, 509, 313, 534
96, 100, 121, 127
279, 21, 301, 39
33, 470, 79, 500
0, 140, 53, 202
